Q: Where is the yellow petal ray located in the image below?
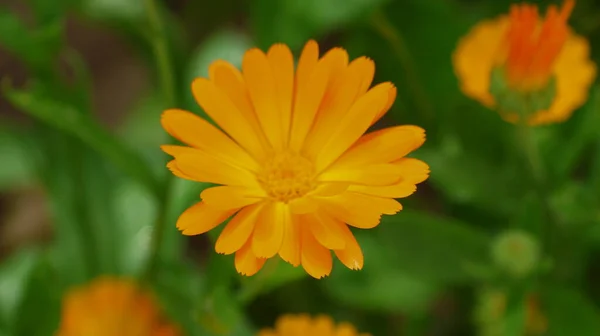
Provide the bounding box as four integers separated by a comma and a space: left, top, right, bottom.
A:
312, 315, 335, 334
267, 44, 295, 146
294, 40, 319, 90
160, 109, 259, 172
452, 17, 508, 107
242, 48, 283, 148
289, 196, 319, 214
215, 203, 264, 255
330, 125, 426, 168
235, 239, 266, 276
371, 84, 397, 126
531, 34, 597, 124
314, 82, 395, 172
318, 192, 402, 229
309, 182, 349, 197
170, 150, 260, 188
304, 212, 346, 250
303, 57, 375, 158
166, 160, 196, 181
252, 202, 285, 258
208, 60, 270, 156
200, 186, 265, 210
349, 181, 417, 199
279, 210, 301, 266
392, 158, 431, 184
191, 78, 266, 159
301, 226, 333, 279
319, 163, 404, 186
333, 224, 364, 270
289, 48, 348, 151
176, 202, 236, 236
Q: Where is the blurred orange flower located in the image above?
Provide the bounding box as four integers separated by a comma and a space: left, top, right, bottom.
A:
161, 40, 429, 278
257, 314, 371, 336
453, 0, 596, 125
56, 277, 180, 336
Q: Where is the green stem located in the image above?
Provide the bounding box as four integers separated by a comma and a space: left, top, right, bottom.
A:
371, 10, 433, 121
516, 108, 553, 250
144, 0, 177, 108
142, 0, 176, 283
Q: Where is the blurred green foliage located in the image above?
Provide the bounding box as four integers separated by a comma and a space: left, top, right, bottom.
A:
0, 0, 600, 335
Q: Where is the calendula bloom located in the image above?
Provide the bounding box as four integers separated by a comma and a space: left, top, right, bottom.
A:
257, 314, 371, 336
453, 0, 596, 125
161, 40, 429, 278
56, 277, 180, 336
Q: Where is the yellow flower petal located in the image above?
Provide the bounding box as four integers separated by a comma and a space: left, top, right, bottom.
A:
170, 150, 259, 187
235, 240, 266, 276
192, 78, 266, 157
160, 109, 259, 171
252, 202, 286, 258
279, 212, 301, 266
333, 225, 364, 270
452, 17, 507, 107
331, 125, 425, 168
304, 212, 346, 250
243, 48, 285, 148
176, 202, 235, 236
289, 47, 347, 151
267, 44, 295, 146
319, 163, 405, 186
393, 158, 431, 184
318, 192, 402, 229
301, 226, 333, 279
215, 203, 263, 255
314, 82, 395, 172
208, 60, 270, 158
303, 57, 375, 157
530, 34, 597, 124
200, 186, 265, 210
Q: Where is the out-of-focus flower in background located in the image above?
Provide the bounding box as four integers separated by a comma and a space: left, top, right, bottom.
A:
453, 0, 596, 125
161, 40, 429, 279
257, 314, 371, 336
55, 277, 180, 336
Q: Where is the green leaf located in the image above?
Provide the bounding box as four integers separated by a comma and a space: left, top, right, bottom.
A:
418, 136, 521, 216
542, 285, 600, 336
80, 0, 144, 21
12, 255, 61, 336
251, 0, 388, 50
0, 248, 41, 329
325, 263, 438, 314
0, 8, 62, 73
152, 258, 207, 336
550, 85, 600, 179
3, 81, 160, 196
0, 124, 36, 190
237, 259, 308, 305
371, 210, 491, 284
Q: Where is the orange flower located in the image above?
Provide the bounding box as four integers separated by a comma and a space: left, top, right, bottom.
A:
161, 40, 429, 278
453, 0, 596, 125
56, 277, 181, 336
257, 314, 371, 336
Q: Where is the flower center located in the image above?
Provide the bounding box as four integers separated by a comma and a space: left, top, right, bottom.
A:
499, 0, 574, 92
257, 150, 317, 203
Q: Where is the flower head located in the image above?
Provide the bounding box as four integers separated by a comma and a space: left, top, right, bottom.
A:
56, 277, 180, 336
161, 40, 429, 278
257, 314, 371, 336
453, 0, 596, 124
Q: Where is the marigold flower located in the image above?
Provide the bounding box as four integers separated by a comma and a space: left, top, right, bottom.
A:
257, 314, 371, 336
56, 277, 180, 336
161, 40, 429, 278
453, 0, 596, 125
